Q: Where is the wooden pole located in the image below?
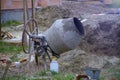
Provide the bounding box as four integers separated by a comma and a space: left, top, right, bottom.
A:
31, 0, 35, 31
23, 0, 28, 45
0, 0, 2, 40
31, 0, 35, 20
23, 0, 27, 25
26, 0, 29, 21
26, 0, 33, 33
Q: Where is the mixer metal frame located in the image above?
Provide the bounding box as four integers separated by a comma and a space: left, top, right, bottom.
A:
22, 19, 59, 70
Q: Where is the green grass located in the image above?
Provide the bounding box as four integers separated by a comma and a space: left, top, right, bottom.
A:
0, 41, 76, 80
117, 59, 120, 65
107, 59, 120, 79
3, 75, 28, 80
100, 59, 120, 80
35, 71, 75, 80
108, 68, 120, 79
2, 20, 21, 27
0, 41, 23, 61
0, 41, 22, 54
1, 71, 75, 80
52, 73, 75, 80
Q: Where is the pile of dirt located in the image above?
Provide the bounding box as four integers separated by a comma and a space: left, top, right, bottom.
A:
35, 1, 118, 31
35, 1, 120, 78
58, 48, 120, 77
79, 14, 120, 57
36, 6, 72, 30
57, 14, 120, 76
62, 1, 112, 16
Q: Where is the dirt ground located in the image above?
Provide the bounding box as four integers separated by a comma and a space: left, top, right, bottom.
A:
1, 0, 120, 80
36, 1, 114, 28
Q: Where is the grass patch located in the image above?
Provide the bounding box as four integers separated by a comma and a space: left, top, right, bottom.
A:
0, 41, 75, 80
2, 71, 75, 80
0, 41, 22, 54
35, 71, 75, 80
52, 73, 75, 80
2, 20, 21, 27
108, 68, 120, 79
2, 74, 28, 80
0, 41, 23, 61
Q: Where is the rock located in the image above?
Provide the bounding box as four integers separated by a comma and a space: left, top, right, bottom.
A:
79, 14, 120, 57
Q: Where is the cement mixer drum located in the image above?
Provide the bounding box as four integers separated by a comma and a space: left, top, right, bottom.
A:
44, 17, 84, 54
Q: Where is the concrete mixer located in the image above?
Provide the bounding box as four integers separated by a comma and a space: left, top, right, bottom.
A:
22, 17, 84, 70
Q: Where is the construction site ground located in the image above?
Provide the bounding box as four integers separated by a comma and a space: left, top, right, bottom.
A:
0, 0, 120, 80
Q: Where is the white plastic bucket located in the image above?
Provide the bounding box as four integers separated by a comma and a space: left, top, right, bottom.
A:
50, 60, 59, 73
